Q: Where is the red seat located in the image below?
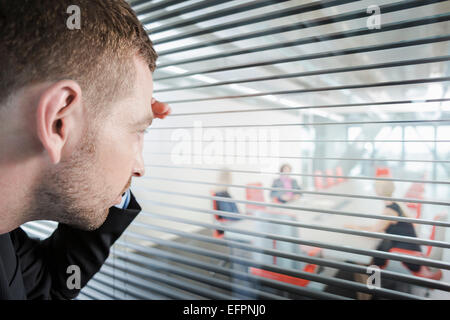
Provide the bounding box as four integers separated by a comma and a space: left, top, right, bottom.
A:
249, 268, 310, 287
404, 183, 425, 219
314, 170, 324, 190
387, 248, 442, 281
335, 166, 345, 183
425, 225, 437, 257
211, 191, 227, 238
272, 197, 281, 203
249, 246, 322, 287
384, 213, 444, 281
376, 167, 391, 177
325, 169, 335, 188
425, 213, 448, 257
410, 183, 424, 193
300, 245, 322, 257
245, 183, 266, 213
406, 201, 422, 219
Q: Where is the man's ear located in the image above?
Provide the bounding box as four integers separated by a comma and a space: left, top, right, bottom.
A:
36, 80, 83, 164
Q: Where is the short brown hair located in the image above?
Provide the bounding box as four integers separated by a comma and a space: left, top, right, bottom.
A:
280, 163, 292, 173
0, 0, 157, 114
374, 180, 395, 197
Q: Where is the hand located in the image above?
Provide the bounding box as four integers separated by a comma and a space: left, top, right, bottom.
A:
151, 98, 171, 119
281, 194, 291, 201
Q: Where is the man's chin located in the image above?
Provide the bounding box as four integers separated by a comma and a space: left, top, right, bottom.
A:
66, 207, 110, 231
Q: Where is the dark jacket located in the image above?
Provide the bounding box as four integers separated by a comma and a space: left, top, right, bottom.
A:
0, 191, 141, 300
214, 190, 240, 221
270, 177, 302, 202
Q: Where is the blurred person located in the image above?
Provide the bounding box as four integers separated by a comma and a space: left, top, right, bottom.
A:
346, 180, 422, 299
0, 0, 170, 299
214, 170, 259, 298
270, 164, 302, 203
213, 169, 240, 220
346, 180, 421, 269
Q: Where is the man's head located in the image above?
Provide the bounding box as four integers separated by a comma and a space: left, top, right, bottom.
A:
280, 164, 292, 174
0, 0, 158, 232
374, 180, 395, 198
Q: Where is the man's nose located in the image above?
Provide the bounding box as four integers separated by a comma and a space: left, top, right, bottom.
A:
132, 152, 145, 178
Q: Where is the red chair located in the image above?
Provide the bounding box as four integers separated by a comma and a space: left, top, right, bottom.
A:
383, 213, 445, 281
249, 268, 311, 287
211, 191, 225, 238
406, 200, 422, 219
405, 183, 425, 219
376, 167, 391, 177
425, 224, 437, 257
407, 183, 425, 197
249, 246, 322, 287
245, 183, 266, 213
314, 170, 324, 190
271, 197, 281, 203
387, 248, 442, 281
410, 183, 424, 194
424, 213, 448, 258
335, 166, 345, 183
325, 169, 335, 188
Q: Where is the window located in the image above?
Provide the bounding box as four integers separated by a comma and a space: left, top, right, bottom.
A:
24, 0, 450, 300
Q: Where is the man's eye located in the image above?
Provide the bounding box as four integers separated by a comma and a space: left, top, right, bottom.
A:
141, 128, 149, 134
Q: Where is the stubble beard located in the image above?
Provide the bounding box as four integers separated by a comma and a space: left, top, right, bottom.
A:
26, 129, 111, 231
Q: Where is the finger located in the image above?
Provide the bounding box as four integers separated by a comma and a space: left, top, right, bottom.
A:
151, 99, 171, 119
154, 107, 171, 119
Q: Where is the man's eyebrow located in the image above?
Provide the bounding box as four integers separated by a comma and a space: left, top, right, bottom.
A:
134, 114, 154, 127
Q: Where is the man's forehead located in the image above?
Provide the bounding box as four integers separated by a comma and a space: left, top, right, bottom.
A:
135, 57, 154, 111
126, 56, 153, 121
127, 99, 153, 124
134, 55, 154, 87
118, 91, 153, 126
